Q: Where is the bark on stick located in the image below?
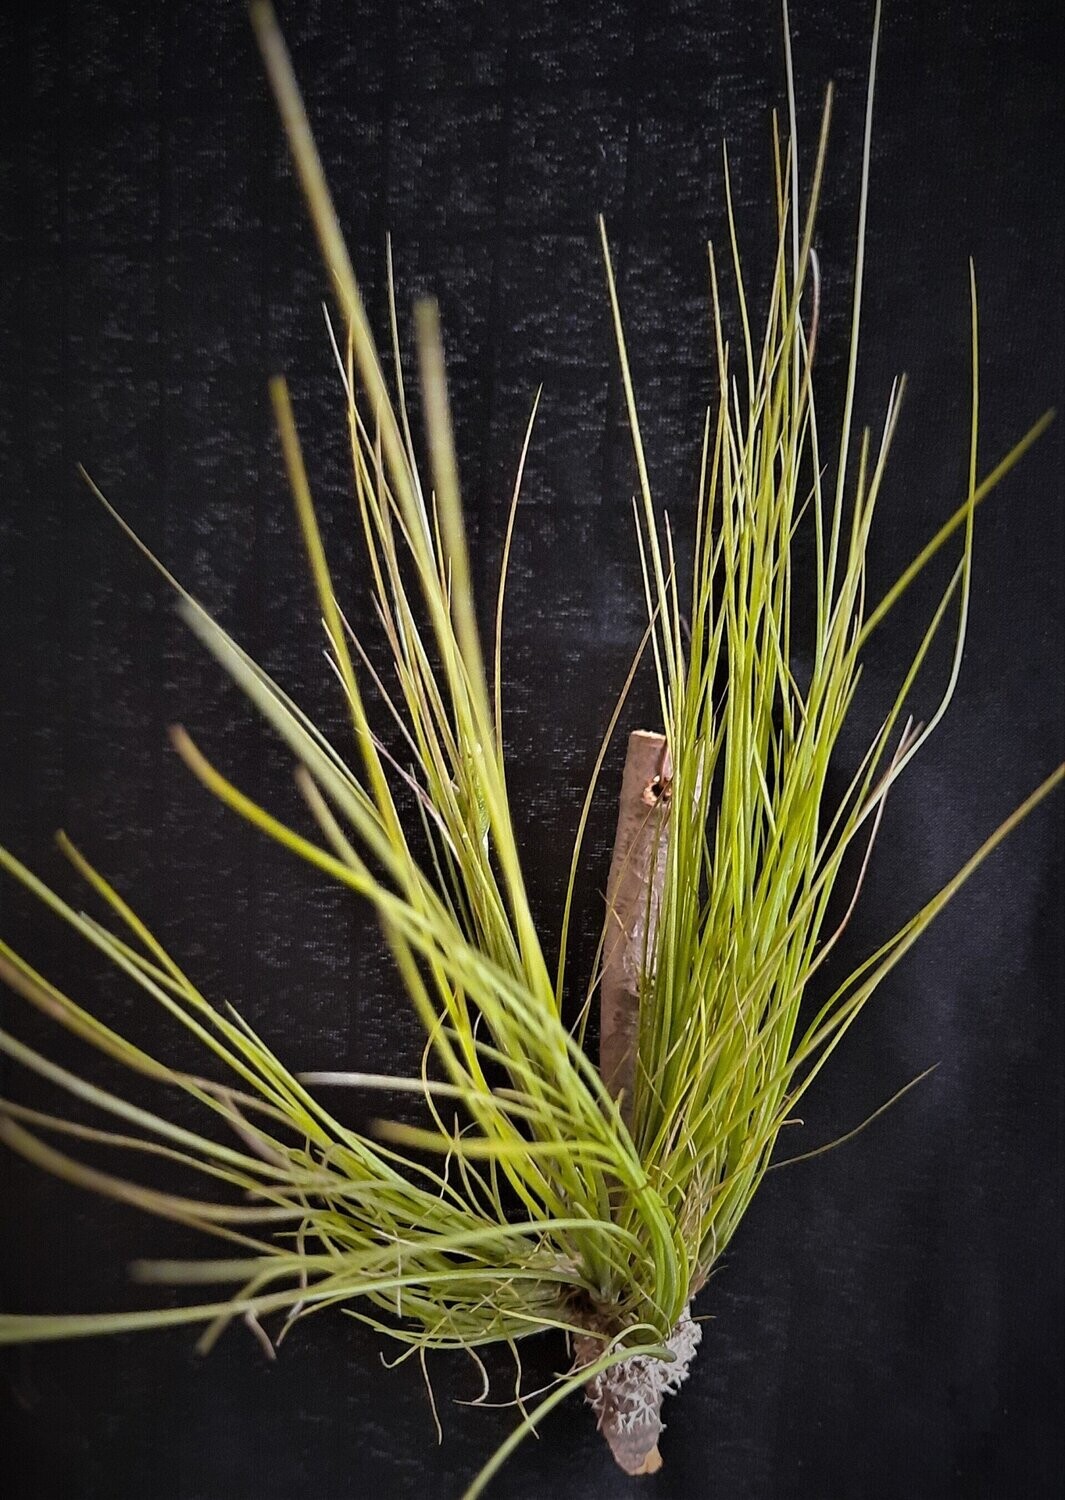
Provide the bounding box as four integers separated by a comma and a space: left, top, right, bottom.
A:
599, 729, 670, 1126
576, 1308, 701, 1475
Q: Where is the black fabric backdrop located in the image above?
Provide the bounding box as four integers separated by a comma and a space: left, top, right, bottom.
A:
0, 2, 1062, 1498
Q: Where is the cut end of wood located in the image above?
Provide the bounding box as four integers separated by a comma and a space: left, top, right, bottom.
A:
634, 1444, 663, 1474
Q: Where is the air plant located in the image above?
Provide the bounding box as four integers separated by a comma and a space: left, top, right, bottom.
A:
0, 2, 1060, 1495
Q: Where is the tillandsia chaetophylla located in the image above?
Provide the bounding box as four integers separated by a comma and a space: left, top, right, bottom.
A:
0, 2, 1061, 1494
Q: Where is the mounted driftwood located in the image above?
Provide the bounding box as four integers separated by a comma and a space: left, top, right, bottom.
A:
598, 728, 671, 1126
578, 727, 698, 1477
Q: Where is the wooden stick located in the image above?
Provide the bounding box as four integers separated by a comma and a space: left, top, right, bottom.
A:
576, 1304, 701, 1475
599, 729, 671, 1127
580, 730, 701, 1475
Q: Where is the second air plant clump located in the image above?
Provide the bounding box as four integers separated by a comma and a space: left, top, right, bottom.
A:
0, 3, 1060, 1496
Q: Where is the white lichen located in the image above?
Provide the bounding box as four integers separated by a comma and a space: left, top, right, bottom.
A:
575, 1306, 702, 1474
